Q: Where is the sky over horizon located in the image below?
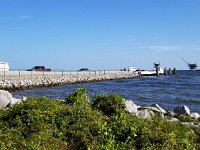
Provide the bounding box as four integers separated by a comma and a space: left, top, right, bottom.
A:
0, 0, 200, 70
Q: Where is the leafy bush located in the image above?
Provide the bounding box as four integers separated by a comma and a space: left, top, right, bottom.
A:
0, 88, 199, 149
92, 93, 126, 116
0, 96, 68, 149
65, 87, 89, 104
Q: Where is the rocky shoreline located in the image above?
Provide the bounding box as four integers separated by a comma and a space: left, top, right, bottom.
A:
0, 90, 199, 127
125, 100, 200, 127
1, 72, 199, 127
0, 72, 138, 91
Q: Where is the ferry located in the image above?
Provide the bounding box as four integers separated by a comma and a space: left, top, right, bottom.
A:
0, 62, 9, 71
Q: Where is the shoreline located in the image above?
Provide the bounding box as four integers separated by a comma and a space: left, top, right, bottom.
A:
0, 72, 139, 91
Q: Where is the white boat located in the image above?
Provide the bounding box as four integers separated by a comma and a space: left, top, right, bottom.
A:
128, 66, 138, 72
0, 62, 9, 71
139, 63, 164, 76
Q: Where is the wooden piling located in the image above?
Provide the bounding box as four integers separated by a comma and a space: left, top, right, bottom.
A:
173, 68, 176, 75
164, 68, 167, 75
168, 68, 172, 75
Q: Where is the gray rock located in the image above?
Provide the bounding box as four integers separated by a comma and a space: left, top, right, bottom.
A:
168, 110, 176, 116
182, 122, 200, 127
0, 90, 21, 109
9, 98, 21, 106
125, 100, 139, 115
151, 104, 166, 114
0, 90, 13, 109
172, 105, 190, 116
137, 109, 152, 119
167, 117, 179, 122
190, 113, 200, 120
141, 106, 165, 116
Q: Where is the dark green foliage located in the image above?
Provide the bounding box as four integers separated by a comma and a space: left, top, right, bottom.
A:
0, 88, 199, 149
175, 114, 198, 122
65, 87, 89, 104
0, 96, 68, 149
92, 93, 126, 116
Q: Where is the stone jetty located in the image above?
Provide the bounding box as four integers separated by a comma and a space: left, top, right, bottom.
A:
0, 72, 138, 91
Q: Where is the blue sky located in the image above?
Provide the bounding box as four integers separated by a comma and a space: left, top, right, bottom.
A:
0, 0, 200, 70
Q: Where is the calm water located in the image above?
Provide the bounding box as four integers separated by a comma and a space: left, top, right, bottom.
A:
12, 70, 200, 113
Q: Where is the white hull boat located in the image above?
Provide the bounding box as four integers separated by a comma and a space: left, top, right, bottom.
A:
138, 63, 164, 76
128, 66, 138, 72
139, 68, 164, 76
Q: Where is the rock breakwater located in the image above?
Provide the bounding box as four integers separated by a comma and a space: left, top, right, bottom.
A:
0, 73, 138, 91
0, 90, 199, 127
125, 100, 200, 127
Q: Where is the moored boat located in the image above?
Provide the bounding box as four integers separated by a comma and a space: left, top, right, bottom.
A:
128, 66, 138, 72
138, 63, 164, 76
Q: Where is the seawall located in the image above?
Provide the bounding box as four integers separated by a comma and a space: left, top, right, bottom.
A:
0, 71, 138, 91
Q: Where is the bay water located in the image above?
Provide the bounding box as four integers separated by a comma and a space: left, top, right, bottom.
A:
12, 70, 200, 113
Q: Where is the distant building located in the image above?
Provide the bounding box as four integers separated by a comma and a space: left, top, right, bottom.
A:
0, 62, 9, 71
181, 57, 198, 70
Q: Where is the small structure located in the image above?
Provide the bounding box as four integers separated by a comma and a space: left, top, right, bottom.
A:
0, 62, 9, 71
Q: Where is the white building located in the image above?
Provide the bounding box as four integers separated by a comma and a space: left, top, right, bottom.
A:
0, 62, 9, 71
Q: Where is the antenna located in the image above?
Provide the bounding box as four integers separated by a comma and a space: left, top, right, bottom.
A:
181, 57, 189, 65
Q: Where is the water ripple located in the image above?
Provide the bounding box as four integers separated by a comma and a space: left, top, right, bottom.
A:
12, 70, 200, 113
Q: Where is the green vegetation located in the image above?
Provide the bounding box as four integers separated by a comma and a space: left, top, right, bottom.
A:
0, 88, 199, 149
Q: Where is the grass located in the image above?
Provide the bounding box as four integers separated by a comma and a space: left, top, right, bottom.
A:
0, 87, 199, 149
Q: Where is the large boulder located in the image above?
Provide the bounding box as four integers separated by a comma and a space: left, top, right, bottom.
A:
172, 105, 190, 116
0, 90, 21, 109
125, 100, 139, 115
190, 113, 200, 120
137, 109, 152, 119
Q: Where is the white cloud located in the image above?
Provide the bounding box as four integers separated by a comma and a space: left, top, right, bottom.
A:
17, 16, 32, 20
8, 27, 32, 30
6, 16, 32, 20
191, 45, 200, 51
140, 45, 182, 52
139, 45, 200, 52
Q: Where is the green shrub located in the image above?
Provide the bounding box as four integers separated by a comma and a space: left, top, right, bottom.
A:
65, 87, 89, 104
0, 96, 67, 149
92, 93, 126, 116
0, 88, 199, 149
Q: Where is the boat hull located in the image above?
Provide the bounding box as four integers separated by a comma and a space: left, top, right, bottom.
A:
139, 68, 164, 76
